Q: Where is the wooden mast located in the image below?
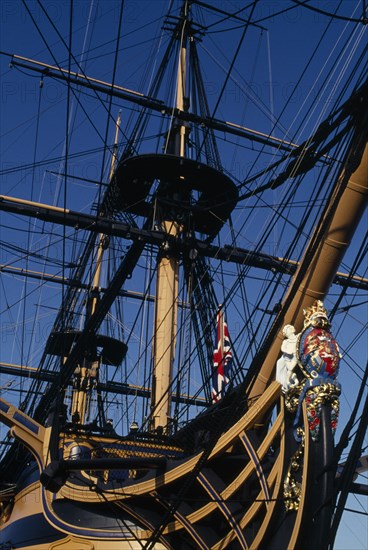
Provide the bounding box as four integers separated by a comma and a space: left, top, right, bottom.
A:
151, 3, 189, 433
71, 113, 121, 425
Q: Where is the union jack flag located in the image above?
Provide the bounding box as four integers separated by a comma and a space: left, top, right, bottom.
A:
212, 307, 233, 403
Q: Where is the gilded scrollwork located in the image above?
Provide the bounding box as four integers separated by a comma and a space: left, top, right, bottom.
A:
305, 383, 340, 441
284, 428, 304, 511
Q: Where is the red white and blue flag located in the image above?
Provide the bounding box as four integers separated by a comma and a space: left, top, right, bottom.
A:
212, 307, 233, 403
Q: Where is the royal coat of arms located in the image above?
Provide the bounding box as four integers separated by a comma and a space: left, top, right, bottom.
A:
278, 300, 341, 442
298, 325, 340, 381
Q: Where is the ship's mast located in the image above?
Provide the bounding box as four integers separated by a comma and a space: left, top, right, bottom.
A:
71, 113, 121, 426
150, 3, 190, 433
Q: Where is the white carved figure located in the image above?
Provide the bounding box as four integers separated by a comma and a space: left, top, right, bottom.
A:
276, 324, 299, 392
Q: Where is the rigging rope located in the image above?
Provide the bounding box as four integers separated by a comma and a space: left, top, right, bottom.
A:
292, 0, 368, 24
